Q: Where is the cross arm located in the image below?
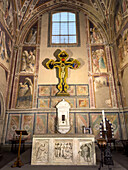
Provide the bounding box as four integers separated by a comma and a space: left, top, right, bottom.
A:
46, 59, 62, 69
66, 59, 80, 69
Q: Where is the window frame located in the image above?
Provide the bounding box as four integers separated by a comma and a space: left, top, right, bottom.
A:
48, 10, 80, 47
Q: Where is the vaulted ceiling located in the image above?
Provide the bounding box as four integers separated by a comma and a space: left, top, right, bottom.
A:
0, 0, 124, 44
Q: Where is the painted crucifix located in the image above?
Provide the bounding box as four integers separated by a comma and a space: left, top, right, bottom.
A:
45, 51, 80, 96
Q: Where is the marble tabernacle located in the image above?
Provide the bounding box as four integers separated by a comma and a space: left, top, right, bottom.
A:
31, 134, 96, 165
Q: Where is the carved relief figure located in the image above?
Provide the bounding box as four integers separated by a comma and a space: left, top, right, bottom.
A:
54, 142, 73, 160
21, 50, 36, 73
92, 49, 107, 73
36, 142, 48, 161
16, 77, 33, 108
79, 143, 92, 162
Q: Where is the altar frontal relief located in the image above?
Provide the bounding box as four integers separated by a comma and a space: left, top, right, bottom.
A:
31, 135, 96, 165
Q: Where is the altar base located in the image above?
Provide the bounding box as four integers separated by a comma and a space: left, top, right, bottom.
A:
31, 134, 96, 165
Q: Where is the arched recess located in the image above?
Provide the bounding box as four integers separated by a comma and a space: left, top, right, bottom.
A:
11, 1, 116, 110
17, 1, 110, 45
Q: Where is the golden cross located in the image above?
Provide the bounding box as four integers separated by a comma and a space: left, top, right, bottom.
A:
46, 51, 80, 96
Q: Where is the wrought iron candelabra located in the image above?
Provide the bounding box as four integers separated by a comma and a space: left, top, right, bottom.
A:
97, 130, 114, 170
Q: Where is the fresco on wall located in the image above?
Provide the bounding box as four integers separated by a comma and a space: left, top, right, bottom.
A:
6, 114, 20, 141
76, 85, 88, 96
117, 28, 128, 69
24, 24, 37, 44
94, 76, 111, 108
0, 0, 13, 35
51, 98, 75, 108
90, 114, 102, 139
76, 114, 89, 133
20, 49, 36, 73
90, 23, 103, 44
35, 114, 47, 134
106, 114, 120, 139
39, 86, 50, 96
21, 114, 34, 141
115, 5, 122, 33
67, 86, 75, 96
16, 76, 33, 108
121, 0, 128, 17
38, 98, 50, 108
77, 98, 89, 108
48, 113, 56, 133
0, 24, 12, 68
51, 86, 58, 96
69, 113, 75, 134
117, 36, 124, 66
91, 47, 107, 73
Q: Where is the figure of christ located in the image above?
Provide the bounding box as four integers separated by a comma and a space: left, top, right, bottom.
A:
45, 51, 80, 96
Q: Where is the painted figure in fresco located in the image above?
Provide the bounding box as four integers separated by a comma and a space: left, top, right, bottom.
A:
92, 49, 107, 73
123, 29, 128, 59
79, 144, 92, 162
90, 27, 103, 44
115, 8, 122, 33
118, 37, 124, 64
0, 27, 9, 62
2, 0, 13, 35
21, 50, 36, 73
17, 77, 33, 108
25, 28, 37, 44
92, 51, 100, 73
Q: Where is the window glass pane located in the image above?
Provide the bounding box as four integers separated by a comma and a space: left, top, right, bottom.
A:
61, 12, 68, 21
60, 36, 68, 43
52, 13, 60, 21
51, 12, 77, 44
52, 36, 60, 43
52, 23, 60, 35
69, 36, 76, 43
69, 22, 76, 35
69, 13, 75, 21
61, 22, 68, 35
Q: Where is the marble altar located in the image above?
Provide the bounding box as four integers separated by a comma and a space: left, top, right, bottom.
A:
31, 134, 96, 165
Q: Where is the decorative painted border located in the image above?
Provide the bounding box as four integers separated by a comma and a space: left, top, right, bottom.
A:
5, 112, 121, 143
37, 84, 89, 108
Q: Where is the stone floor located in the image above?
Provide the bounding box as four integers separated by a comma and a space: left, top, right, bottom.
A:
0, 145, 128, 170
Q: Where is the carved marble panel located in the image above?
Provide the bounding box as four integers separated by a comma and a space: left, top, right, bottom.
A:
31, 139, 49, 164
31, 134, 96, 165
53, 140, 73, 162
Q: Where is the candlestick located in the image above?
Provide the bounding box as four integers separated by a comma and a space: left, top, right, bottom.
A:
102, 110, 106, 131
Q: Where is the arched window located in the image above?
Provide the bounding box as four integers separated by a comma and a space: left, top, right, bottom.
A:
51, 12, 78, 45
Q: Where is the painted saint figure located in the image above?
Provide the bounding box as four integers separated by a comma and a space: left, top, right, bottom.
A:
21, 50, 35, 73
